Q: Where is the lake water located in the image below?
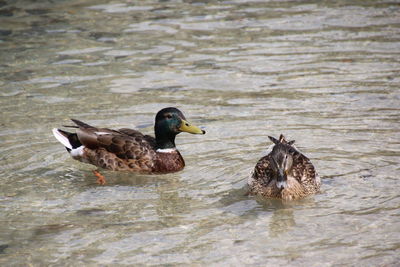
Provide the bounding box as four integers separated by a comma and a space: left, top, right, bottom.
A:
1, 0, 399, 265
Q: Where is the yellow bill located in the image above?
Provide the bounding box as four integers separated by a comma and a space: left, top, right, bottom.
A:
179, 119, 205, 134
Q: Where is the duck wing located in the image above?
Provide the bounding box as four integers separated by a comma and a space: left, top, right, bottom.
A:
118, 128, 157, 147
291, 152, 319, 187
71, 119, 156, 160
251, 155, 275, 185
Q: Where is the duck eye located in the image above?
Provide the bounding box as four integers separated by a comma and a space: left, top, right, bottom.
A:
166, 114, 173, 119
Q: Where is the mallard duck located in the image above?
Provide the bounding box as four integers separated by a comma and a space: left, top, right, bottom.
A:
52, 107, 205, 184
248, 134, 320, 200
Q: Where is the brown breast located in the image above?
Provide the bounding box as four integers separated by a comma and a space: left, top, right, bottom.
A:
152, 150, 185, 173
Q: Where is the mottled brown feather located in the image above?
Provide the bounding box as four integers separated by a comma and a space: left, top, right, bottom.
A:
68, 119, 185, 173
248, 137, 321, 200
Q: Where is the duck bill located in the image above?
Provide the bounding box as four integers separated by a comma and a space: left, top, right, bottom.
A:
179, 119, 205, 134
276, 169, 287, 189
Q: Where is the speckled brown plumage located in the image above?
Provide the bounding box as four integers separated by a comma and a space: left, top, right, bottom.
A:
52, 107, 205, 176
248, 135, 321, 200
64, 119, 185, 173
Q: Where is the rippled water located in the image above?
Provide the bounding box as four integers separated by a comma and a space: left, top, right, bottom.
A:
1, 0, 400, 265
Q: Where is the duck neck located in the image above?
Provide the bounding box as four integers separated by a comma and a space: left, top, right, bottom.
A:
155, 131, 177, 149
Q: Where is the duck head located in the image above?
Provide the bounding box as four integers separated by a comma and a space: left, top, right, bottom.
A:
155, 107, 205, 149
268, 135, 295, 190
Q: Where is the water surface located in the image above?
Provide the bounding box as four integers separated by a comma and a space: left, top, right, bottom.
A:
1, 0, 399, 265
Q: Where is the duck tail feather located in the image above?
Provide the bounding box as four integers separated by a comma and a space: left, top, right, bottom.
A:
52, 128, 82, 150
52, 128, 73, 149
71, 119, 93, 128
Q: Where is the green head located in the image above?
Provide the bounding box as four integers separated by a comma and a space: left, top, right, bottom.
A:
154, 107, 205, 149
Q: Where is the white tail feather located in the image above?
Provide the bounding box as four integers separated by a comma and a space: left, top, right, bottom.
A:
52, 128, 72, 149
70, 146, 84, 157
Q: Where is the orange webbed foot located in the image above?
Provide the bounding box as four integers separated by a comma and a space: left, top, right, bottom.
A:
93, 170, 106, 185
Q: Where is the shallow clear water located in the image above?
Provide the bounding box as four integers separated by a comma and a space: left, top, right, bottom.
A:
1, 0, 400, 265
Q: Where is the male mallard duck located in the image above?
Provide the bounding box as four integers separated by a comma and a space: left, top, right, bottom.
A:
248, 134, 320, 200
52, 107, 205, 184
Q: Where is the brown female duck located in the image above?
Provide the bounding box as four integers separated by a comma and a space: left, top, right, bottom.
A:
248, 134, 320, 200
52, 107, 205, 184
